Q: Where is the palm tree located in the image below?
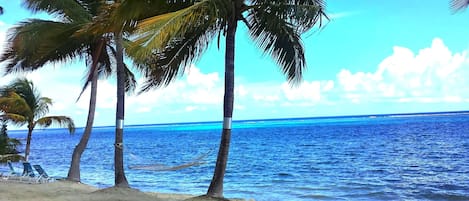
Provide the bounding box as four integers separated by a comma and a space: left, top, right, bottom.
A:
85, 1, 134, 187
84, 0, 197, 187
0, 0, 136, 182
129, 0, 328, 197
0, 78, 75, 161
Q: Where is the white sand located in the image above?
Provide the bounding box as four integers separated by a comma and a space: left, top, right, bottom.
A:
0, 179, 250, 201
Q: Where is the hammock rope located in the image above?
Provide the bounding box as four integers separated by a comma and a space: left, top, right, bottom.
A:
128, 150, 211, 171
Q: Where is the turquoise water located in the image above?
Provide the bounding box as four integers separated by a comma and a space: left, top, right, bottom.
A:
3, 112, 469, 200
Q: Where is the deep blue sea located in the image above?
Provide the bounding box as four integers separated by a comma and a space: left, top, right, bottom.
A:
3, 112, 469, 201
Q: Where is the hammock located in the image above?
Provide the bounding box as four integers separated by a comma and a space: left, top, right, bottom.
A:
128, 151, 210, 171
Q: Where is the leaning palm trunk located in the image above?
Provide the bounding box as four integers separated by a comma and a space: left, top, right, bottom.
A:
24, 125, 34, 161
207, 9, 238, 198
114, 30, 129, 188
67, 67, 99, 182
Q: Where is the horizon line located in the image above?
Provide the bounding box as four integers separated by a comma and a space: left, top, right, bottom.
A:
70, 109, 469, 130
7, 109, 469, 131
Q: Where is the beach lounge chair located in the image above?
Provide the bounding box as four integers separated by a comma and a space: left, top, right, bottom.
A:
7, 160, 20, 177
22, 162, 35, 177
33, 165, 55, 183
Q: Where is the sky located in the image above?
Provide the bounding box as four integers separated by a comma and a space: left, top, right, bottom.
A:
1, 1, 469, 128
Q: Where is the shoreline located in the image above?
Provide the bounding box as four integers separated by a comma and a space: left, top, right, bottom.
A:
0, 179, 251, 201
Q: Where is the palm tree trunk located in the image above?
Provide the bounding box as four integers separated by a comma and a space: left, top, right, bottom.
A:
207, 2, 238, 197
66, 66, 98, 182
24, 125, 33, 161
114, 30, 129, 188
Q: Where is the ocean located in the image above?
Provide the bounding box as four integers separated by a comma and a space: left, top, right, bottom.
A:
3, 112, 469, 201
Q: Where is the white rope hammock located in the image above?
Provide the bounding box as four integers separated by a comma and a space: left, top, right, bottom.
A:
128, 151, 211, 171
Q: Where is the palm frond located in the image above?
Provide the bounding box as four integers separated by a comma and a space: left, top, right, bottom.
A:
247, 10, 306, 84
0, 114, 28, 127
0, 92, 31, 116
132, 21, 219, 92
35, 97, 52, 118
112, 0, 196, 29
129, 0, 229, 59
249, 0, 328, 33
22, 0, 92, 23
78, 39, 113, 100
2, 78, 39, 116
451, 0, 469, 12
0, 19, 88, 74
124, 64, 137, 94
35, 116, 75, 134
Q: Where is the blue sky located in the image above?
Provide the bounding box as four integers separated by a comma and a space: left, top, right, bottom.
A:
1, 1, 469, 128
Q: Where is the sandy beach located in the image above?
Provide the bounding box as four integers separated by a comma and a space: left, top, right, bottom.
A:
0, 179, 249, 201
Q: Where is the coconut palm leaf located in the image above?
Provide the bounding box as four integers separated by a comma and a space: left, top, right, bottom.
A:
246, 10, 305, 84
35, 116, 75, 133
451, 0, 469, 11
0, 19, 87, 74
110, 0, 195, 27
0, 114, 27, 126
133, 18, 219, 91
130, 0, 229, 58
0, 92, 31, 116
127, 0, 229, 90
250, 0, 328, 31
35, 97, 53, 118
22, 0, 92, 22
2, 79, 39, 113
245, 1, 327, 84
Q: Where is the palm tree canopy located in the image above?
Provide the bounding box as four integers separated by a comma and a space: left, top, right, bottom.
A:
22, 0, 93, 22
128, 0, 328, 91
0, 0, 136, 97
0, 78, 75, 133
83, 0, 197, 36
127, 0, 230, 91
0, 91, 31, 117
76, 0, 201, 93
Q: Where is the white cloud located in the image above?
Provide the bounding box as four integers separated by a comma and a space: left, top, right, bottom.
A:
281, 80, 333, 102
126, 66, 223, 115
336, 38, 469, 103
186, 65, 219, 88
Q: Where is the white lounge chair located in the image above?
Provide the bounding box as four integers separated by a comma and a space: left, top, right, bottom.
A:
33, 165, 55, 183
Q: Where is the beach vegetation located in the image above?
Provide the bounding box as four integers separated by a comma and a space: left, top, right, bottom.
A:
0, 119, 24, 163
0, 78, 75, 161
0, 0, 137, 182
128, 0, 328, 198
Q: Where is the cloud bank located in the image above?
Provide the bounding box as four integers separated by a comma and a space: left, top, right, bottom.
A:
1, 18, 468, 127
